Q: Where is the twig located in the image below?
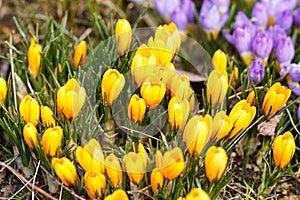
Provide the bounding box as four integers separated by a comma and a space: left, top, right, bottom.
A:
0, 161, 57, 200
127, 186, 155, 200
32, 160, 41, 200
226, 184, 256, 200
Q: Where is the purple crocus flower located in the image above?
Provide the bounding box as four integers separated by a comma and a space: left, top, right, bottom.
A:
211, 0, 230, 14
294, 8, 300, 28
251, 30, 273, 60
181, 0, 195, 22
249, 59, 265, 83
252, 2, 268, 29
275, 10, 293, 31
267, 25, 287, 48
276, 36, 295, 65
289, 63, 300, 82
171, 6, 189, 31
199, 0, 230, 36
288, 81, 300, 96
234, 11, 252, 29
153, 0, 180, 20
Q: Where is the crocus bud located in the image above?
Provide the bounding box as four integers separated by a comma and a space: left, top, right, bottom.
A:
212, 49, 227, 72
168, 96, 190, 131
276, 37, 295, 65
153, 0, 180, 20
249, 59, 265, 83
19, 95, 40, 126
76, 138, 105, 174
294, 8, 300, 30
251, 30, 273, 62
141, 81, 166, 108
161, 147, 185, 180
52, 157, 78, 187
181, 0, 195, 22
101, 68, 125, 106
122, 152, 147, 185
128, 94, 146, 123
115, 19, 132, 56
74, 40, 87, 69
246, 90, 255, 106
207, 69, 228, 107
205, 146, 228, 183
266, 25, 287, 49
84, 171, 106, 199
150, 168, 164, 192
251, 2, 268, 29
23, 122, 39, 149
27, 36, 42, 78
275, 10, 293, 31
229, 66, 239, 87
186, 188, 210, 200
131, 44, 156, 87
104, 189, 129, 200
183, 114, 212, 156
273, 131, 295, 168
210, 111, 233, 141
42, 126, 63, 157
228, 100, 256, 139
0, 78, 7, 107
105, 153, 123, 187
41, 106, 55, 127
57, 78, 86, 119
289, 63, 300, 82
262, 82, 291, 116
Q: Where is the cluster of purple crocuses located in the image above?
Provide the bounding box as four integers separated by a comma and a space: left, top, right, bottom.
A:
153, 0, 194, 31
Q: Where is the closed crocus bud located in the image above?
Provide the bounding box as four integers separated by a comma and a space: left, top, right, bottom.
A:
115, 19, 132, 56
210, 111, 233, 141
205, 146, 228, 183
168, 96, 190, 131
141, 81, 166, 108
42, 126, 63, 157
251, 2, 268, 29
150, 168, 164, 192
289, 63, 300, 82
128, 94, 146, 123
41, 106, 55, 127
228, 100, 256, 139
249, 59, 265, 83
207, 69, 228, 107
57, 78, 86, 119
186, 188, 210, 200
275, 10, 293, 31
294, 8, 300, 29
74, 40, 87, 69
27, 36, 42, 78
101, 68, 125, 106
105, 153, 123, 187
104, 189, 129, 200
183, 114, 212, 156
273, 131, 295, 168
229, 66, 239, 87
84, 171, 106, 199
122, 152, 147, 185
262, 82, 291, 116
131, 44, 156, 87
181, 0, 194, 22
0, 78, 7, 107
246, 90, 255, 106
212, 49, 227, 72
276, 37, 295, 66
76, 138, 105, 173
52, 157, 78, 187
19, 95, 40, 126
251, 30, 273, 62
162, 147, 185, 180
23, 122, 39, 149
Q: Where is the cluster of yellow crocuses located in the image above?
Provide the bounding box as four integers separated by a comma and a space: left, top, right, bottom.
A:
0, 16, 297, 199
